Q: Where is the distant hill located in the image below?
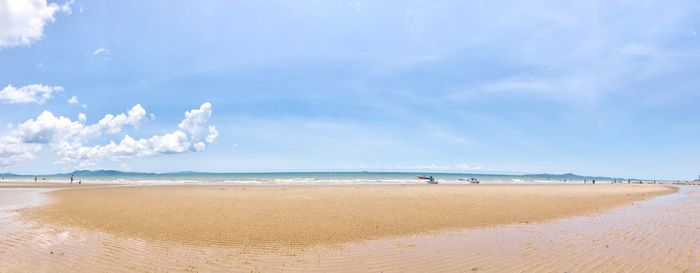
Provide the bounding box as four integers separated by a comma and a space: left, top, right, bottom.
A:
66, 170, 156, 176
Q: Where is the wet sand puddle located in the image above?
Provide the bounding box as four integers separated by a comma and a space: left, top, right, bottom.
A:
1, 186, 698, 273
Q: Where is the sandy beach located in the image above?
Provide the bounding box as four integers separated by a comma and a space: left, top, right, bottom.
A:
3, 183, 697, 272
27, 184, 674, 248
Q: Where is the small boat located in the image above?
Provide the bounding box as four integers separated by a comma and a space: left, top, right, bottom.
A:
459, 178, 480, 184
417, 175, 438, 184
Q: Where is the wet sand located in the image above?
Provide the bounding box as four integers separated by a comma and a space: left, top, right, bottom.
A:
28, 184, 673, 247
0, 182, 104, 189
0, 185, 695, 272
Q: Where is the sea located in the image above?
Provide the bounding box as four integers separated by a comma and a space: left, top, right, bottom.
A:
0, 172, 634, 185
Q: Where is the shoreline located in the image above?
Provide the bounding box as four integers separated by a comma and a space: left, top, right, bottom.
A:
26, 184, 676, 248
0, 182, 114, 189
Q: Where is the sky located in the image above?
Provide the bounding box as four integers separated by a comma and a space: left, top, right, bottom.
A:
1, 0, 699, 179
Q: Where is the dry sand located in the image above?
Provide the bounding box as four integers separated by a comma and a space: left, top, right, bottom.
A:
28, 184, 675, 248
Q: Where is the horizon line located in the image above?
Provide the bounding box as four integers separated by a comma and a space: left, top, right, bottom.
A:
0, 169, 674, 181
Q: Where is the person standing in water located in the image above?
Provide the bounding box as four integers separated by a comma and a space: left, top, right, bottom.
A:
70, 175, 74, 184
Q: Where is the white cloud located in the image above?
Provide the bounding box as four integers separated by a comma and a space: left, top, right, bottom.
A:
448, 73, 601, 104
15, 110, 92, 144
0, 136, 40, 167
0, 0, 73, 49
0, 105, 144, 166
0, 84, 63, 104
97, 104, 146, 134
62, 103, 218, 161
91, 47, 108, 57
177, 102, 218, 147
67, 95, 79, 104
482, 76, 554, 93
0, 102, 218, 167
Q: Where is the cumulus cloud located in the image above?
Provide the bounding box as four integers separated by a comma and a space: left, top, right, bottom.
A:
178, 102, 219, 148
61, 103, 218, 161
0, 84, 63, 104
14, 110, 93, 144
97, 104, 146, 134
67, 95, 87, 108
0, 0, 73, 48
0, 136, 40, 167
0, 102, 217, 167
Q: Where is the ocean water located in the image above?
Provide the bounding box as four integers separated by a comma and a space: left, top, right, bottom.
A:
0, 172, 628, 185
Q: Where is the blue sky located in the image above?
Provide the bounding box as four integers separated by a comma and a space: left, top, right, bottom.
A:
1, 0, 699, 179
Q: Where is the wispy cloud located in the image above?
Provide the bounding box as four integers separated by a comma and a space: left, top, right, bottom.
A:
91, 47, 108, 56
382, 163, 493, 172
347, 0, 361, 12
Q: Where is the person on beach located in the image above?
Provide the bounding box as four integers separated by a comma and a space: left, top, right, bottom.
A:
34, 176, 37, 182
70, 175, 74, 184
592, 180, 596, 184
